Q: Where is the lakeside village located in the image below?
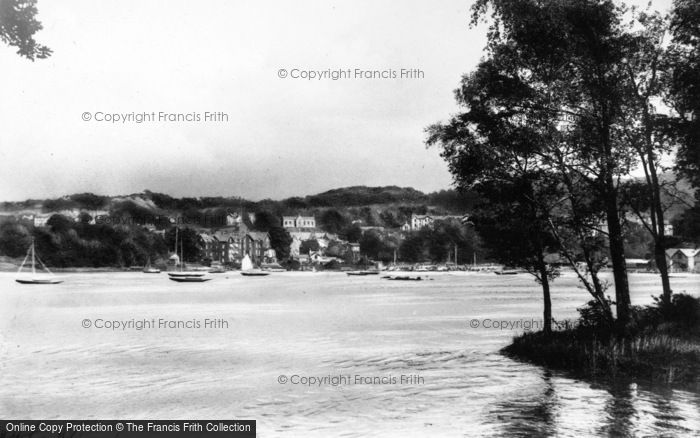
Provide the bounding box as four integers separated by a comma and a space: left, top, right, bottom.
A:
1, 203, 699, 275
1, 206, 472, 273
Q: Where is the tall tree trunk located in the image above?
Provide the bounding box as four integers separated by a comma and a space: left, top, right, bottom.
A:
537, 252, 552, 335
600, 106, 632, 329
603, 178, 632, 328
654, 240, 672, 300
647, 150, 673, 303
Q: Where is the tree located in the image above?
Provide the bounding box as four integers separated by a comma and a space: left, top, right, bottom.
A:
252, 211, 280, 231
427, 0, 674, 329
0, 0, 52, 60
47, 214, 74, 233
379, 210, 401, 228
0, 221, 31, 257
71, 193, 108, 210
343, 224, 362, 243
164, 227, 201, 263
473, 181, 560, 334
325, 241, 346, 258
399, 234, 426, 263
268, 227, 292, 261
668, 0, 700, 188
359, 230, 397, 262
672, 204, 700, 244
319, 209, 348, 234
610, 9, 682, 303
452, 0, 653, 328
78, 212, 92, 224
299, 239, 319, 254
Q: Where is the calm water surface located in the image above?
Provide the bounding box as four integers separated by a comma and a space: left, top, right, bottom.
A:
1, 271, 699, 437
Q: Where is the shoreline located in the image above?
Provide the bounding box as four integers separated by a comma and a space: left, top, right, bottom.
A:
503, 330, 700, 389
503, 293, 700, 389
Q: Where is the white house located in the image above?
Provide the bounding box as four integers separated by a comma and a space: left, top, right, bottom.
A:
409, 213, 465, 230
282, 215, 316, 229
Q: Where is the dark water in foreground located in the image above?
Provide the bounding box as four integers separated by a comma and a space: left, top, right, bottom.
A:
1, 271, 699, 437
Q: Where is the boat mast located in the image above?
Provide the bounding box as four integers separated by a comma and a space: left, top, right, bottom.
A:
174, 227, 180, 270
31, 238, 36, 275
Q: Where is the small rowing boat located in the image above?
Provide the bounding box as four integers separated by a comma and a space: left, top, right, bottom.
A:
169, 276, 212, 282
347, 270, 380, 276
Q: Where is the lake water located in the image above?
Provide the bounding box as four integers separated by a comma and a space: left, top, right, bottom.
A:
1, 271, 699, 437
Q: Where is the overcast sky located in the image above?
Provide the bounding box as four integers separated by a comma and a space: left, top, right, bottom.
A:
0, 0, 489, 202
0, 0, 674, 202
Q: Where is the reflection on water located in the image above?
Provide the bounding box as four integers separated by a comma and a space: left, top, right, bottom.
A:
0, 271, 698, 437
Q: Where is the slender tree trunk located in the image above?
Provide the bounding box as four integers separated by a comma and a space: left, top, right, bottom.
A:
603, 179, 631, 328
640, 83, 673, 303
647, 159, 673, 303
654, 241, 672, 299
537, 252, 552, 335
553, 149, 614, 324
599, 106, 632, 329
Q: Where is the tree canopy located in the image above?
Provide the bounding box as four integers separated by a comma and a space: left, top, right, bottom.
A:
0, 0, 51, 60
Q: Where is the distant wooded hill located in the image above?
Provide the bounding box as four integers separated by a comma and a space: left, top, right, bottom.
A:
1, 174, 692, 230
0, 186, 480, 229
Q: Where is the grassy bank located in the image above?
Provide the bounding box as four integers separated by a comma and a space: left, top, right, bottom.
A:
503, 294, 700, 386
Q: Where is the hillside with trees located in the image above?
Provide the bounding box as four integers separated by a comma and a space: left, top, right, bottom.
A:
0, 186, 482, 268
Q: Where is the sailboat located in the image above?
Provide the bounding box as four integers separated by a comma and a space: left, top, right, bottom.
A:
143, 257, 160, 274
15, 239, 63, 284
168, 228, 210, 282
240, 254, 269, 276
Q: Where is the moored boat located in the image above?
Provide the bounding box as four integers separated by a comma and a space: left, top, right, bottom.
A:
240, 270, 270, 277
143, 257, 160, 274
167, 227, 211, 282
169, 276, 212, 282
240, 255, 270, 276
15, 239, 63, 284
494, 270, 519, 275
382, 274, 423, 281
347, 270, 380, 276
168, 271, 206, 277
16, 277, 63, 285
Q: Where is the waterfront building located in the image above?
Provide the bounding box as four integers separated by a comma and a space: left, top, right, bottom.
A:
665, 248, 700, 272
198, 223, 271, 266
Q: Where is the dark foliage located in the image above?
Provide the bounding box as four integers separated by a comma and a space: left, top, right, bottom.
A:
0, 0, 52, 60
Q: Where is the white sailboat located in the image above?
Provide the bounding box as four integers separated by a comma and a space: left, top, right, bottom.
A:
240, 254, 269, 276
15, 239, 63, 284
143, 257, 160, 274
168, 228, 210, 282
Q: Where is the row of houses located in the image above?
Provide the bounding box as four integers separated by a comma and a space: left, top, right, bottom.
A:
623, 248, 700, 273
